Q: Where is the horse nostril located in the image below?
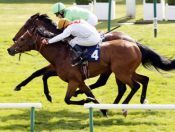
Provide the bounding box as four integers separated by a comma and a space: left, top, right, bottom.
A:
7, 48, 13, 55
7, 48, 10, 52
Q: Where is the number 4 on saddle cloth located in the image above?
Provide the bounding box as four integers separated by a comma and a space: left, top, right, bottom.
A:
71, 44, 100, 78
71, 44, 100, 66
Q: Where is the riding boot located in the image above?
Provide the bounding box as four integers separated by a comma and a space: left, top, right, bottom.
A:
71, 45, 85, 66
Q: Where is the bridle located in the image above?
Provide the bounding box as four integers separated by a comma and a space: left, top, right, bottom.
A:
16, 26, 45, 61
13, 16, 38, 42
14, 17, 39, 60
13, 14, 57, 60
25, 28, 45, 52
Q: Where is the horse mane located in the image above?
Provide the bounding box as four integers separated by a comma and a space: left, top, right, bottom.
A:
30, 13, 58, 33
30, 13, 64, 38
37, 13, 57, 29
30, 13, 70, 48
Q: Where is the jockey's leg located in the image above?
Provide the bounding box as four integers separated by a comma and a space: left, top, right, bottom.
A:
72, 44, 83, 57
71, 45, 87, 66
69, 36, 99, 66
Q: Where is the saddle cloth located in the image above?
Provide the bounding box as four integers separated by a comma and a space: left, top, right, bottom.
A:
79, 44, 100, 62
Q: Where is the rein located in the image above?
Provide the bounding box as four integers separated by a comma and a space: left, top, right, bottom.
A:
18, 53, 21, 61
18, 52, 34, 61
18, 29, 43, 61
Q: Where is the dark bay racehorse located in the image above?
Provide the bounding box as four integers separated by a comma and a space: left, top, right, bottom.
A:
12, 14, 148, 105
8, 16, 175, 116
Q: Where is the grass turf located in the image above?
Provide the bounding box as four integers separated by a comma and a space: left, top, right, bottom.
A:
0, 0, 175, 131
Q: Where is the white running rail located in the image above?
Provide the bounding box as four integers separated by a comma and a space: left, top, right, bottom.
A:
0, 103, 42, 108
0, 103, 42, 132
84, 104, 175, 132
84, 104, 175, 110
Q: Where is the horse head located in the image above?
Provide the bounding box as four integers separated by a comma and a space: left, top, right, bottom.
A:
8, 28, 42, 56
9, 13, 63, 56
12, 13, 58, 42
8, 25, 66, 56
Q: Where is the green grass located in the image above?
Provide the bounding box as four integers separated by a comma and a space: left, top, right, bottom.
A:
0, 0, 175, 131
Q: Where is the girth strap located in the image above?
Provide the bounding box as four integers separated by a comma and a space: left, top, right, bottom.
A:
81, 61, 89, 79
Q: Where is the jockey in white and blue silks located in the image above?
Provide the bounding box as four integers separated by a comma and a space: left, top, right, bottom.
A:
42, 18, 101, 66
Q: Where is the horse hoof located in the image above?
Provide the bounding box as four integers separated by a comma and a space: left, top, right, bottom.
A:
14, 87, 21, 91
47, 96, 52, 103
122, 109, 128, 117
101, 109, 108, 117
143, 99, 149, 104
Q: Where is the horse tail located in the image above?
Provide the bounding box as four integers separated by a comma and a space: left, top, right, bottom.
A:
136, 42, 175, 71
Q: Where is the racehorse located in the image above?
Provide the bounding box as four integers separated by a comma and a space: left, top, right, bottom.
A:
8, 15, 175, 116
12, 13, 148, 106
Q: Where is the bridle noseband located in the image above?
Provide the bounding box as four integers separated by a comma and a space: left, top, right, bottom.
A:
19, 27, 44, 52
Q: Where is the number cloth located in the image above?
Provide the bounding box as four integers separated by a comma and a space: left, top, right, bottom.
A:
79, 45, 100, 62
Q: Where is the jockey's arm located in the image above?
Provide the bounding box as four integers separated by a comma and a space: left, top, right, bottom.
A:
48, 27, 71, 44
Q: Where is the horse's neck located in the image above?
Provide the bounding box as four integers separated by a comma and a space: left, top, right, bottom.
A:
39, 20, 60, 34
37, 42, 69, 66
46, 25, 59, 34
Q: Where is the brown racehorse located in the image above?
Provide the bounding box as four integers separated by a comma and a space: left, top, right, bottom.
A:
8, 21, 175, 116
12, 13, 147, 105
8, 27, 141, 116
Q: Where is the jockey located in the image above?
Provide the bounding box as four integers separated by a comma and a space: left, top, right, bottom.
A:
51, 2, 98, 26
42, 18, 101, 66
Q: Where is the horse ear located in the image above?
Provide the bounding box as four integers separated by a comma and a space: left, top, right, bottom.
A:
30, 13, 40, 20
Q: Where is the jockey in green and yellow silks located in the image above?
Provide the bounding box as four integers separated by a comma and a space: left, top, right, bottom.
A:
51, 2, 98, 26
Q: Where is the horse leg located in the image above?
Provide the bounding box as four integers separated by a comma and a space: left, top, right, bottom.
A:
89, 71, 111, 89
79, 83, 107, 117
133, 73, 149, 104
113, 78, 126, 104
74, 71, 111, 97
64, 81, 91, 105
64, 81, 107, 116
15, 66, 51, 91
114, 72, 140, 116
122, 80, 140, 117
122, 80, 140, 104
42, 70, 57, 102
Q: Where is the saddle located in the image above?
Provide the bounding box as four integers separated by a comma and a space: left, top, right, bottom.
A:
70, 44, 100, 79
